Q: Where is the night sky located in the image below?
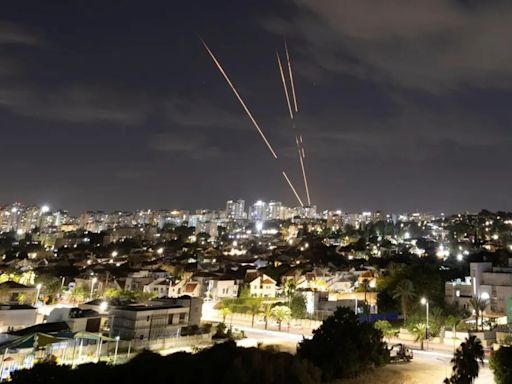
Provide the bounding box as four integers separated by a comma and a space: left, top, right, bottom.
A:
2, 0, 512, 214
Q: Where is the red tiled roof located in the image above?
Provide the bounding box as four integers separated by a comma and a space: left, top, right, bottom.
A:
184, 282, 198, 293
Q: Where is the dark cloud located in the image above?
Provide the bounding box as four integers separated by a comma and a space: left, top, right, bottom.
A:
265, 0, 512, 90
0, 86, 150, 124
164, 98, 246, 131
0, 21, 44, 46
149, 133, 222, 159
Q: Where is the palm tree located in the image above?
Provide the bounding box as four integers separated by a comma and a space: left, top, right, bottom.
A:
392, 279, 416, 325
270, 305, 291, 331
411, 322, 427, 350
360, 278, 371, 320
445, 335, 484, 383
284, 279, 297, 303
469, 297, 487, 331
374, 320, 395, 341
431, 307, 445, 337
262, 304, 272, 330
69, 285, 86, 304
447, 315, 462, 349
247, 298, 262, 328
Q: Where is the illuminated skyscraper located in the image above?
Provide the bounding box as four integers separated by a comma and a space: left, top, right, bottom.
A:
226, 199, 245, 220
267, 201, 283, 220
249, 200, 267, 222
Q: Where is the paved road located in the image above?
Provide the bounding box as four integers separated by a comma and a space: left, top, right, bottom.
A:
234, 325, 493, 384
235, 325, 306, 353
385, 350, 493, 384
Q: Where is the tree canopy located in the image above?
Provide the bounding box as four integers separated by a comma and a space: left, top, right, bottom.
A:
490, 346, 512, 384
11, 342, 321, 384
297, 307, 388, 381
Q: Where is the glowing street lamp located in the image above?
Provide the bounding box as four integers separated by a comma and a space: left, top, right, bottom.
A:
90, 277, 97, 299
34, 283, 42, 305
421, 297, 429, 350
157, 247, 164, 255
111, 251, 118, 257
41, 205, 50, 214
113, 336, 120, 364
99, 301, 108, 313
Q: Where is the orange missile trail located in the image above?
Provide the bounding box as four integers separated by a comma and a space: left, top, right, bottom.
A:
282, 171, 304, 207
278, 40, 312, 206
201, 39, 278, 159
278, 49, 309, 204
202, 38, 304, 207
285, 40, 298, 113
296, 135, 311, 205
276, 52, 294, 120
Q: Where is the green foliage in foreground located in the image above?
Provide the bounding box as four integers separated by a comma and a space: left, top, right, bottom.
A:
10, 307, 390, 383
490, 346, 512, 384
11, 342, 321, 384
298, 307, 389, 381
444, 335, 484, 384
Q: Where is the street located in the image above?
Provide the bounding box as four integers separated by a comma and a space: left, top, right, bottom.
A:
233, 325, 493, 384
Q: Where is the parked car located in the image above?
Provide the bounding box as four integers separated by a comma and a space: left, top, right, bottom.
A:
389, 343, 413, 362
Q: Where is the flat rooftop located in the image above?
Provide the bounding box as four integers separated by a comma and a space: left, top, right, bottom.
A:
116, 304, 185, 312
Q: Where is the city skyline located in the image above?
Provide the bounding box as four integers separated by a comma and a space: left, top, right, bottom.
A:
1, 198, 506, 217
3, 1, 512, 213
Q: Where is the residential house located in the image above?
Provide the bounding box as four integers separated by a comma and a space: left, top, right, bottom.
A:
446, 259, 512, 323
0, 304, 37, 333
124, 270, 169, 292
144, 278, 171, 298
205, 278, 240, 301
0, 282, 36, 305
150, 296, 203, 326
112, 304, 190, 340
47, 307, 109, 333
248, 274, 277, 298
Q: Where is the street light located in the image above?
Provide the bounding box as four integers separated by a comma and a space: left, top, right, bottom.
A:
421, 297, 429, 350
90, 277, 97, 299
157, 247, 164, 255
34, 283, 42, 305
99, 301, 108, 313
113, 336, 120, 365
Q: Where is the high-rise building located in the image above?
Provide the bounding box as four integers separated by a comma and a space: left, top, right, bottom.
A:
226, 199, 245, 220
267, 201, 283, 220
249, 200, 267, 222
